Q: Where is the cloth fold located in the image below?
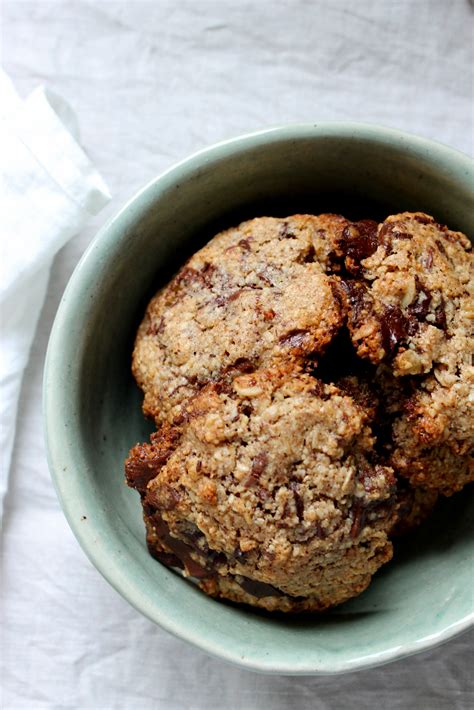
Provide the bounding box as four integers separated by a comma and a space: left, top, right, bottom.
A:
0, 70, 110, 517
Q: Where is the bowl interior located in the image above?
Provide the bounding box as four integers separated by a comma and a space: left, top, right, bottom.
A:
45, 125, 474, 674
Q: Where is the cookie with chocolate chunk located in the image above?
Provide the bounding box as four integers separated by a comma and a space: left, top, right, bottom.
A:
336, 213, 473, 495
133, 215, 346, 425
126, 365, 396, 612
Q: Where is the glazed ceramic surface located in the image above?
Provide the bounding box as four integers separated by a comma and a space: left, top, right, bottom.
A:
44, 124, 474, 674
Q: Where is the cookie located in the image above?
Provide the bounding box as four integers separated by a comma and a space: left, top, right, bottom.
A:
132, 215, 346, 425
335, 213, 474, 494
126, 365, 396, 612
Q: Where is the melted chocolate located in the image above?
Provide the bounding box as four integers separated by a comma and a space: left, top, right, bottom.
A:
152, 514, 210, 578
235, 575, 286, 598
342, 220, 379, 270
413, 214, 434, 225
147, 511, 230, 579
379, 305, 410, 357
340, 279, 371, 320
226, 357, 255, 374
279, 329, 310, 348
147, 544, 184, 570
407, 276, 431, 321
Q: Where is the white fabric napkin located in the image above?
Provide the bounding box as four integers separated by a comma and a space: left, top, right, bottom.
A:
0, 71, 110, 518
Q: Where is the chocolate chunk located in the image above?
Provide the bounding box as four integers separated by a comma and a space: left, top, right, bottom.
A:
125, 431, 180, 493
235, 575, 286, 598
435, 239, 448, 257
171, 409, 189, 426
407, 277, 432, 321
279, 221, 295, 238
200, 261, 216, 278
308, 379, 328, 399
279, 329, 310, 348
339, 279, 371, 320
149, 513, 215, 579
342, 220, 380, 271
206, 549, 227, 566
380, 305, 410, 357
244, 452, 268, 488
378, 221, 412, 244
147, 543, 184, 570
298, 244, 316, 264
125, 457, 162, 492
406, 277, 447, 330
181, 521, 205, 543
231, 357, 255, 373
181, 523, 227, 566
257, 487, 271, 502
421, 248, 434, 270
434, 299, 447, 330
228, 289, 245, 302
413, 214, 434, 225
252, 453, 268, 477
157, 485, 182, 511
350, 504, 366, 538
310, 522, 327, 540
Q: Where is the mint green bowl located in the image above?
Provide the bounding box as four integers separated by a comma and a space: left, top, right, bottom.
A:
44, 124, 474, 675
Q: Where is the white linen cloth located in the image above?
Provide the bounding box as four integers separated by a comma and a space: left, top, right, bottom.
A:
1, 1, 473, 709
0, 71, 110, 516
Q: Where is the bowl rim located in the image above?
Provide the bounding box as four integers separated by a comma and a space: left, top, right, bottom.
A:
44, 121, 474, 675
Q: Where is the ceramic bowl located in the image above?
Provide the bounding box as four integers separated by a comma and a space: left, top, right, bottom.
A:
44, 123, 474, 674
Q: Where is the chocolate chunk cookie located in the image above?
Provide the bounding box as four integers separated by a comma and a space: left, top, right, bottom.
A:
126, 366, 396, 612
335, 213, 473, 494
133, 215, 346, 425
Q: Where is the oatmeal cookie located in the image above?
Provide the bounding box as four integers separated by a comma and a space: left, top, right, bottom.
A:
336, 213, 474, 495
132, 215, 347, 425
126, 366, 396, 612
